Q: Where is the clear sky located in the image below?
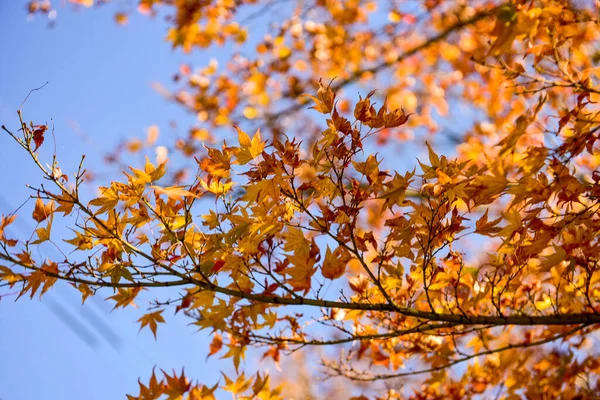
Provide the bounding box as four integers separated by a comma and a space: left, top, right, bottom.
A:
0, 3, 233, 399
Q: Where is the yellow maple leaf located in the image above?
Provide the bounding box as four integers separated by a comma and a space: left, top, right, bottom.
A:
199, 179, 235, 195
151, 185, 199, 200
107, 287, 142, 309
138, 310, 166, 339
221, 344, 246, 373
283, 226, 310, 257
235, 127, 265, 165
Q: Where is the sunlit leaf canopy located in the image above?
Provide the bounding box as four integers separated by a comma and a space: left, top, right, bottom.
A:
4, 0, 600, 398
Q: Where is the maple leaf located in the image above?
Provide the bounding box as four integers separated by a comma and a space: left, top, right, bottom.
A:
77, 283, 94, 304
161, 369, 191, 399
242, 178, 280, 203
235, 127, 265, 165
31, 198, 54, 223
32, 124, 47, 151
151, 185, 199, 200
282, 226, 310, 257
199, 179, 234, 196
207, 333, 223, 358
64, 230, 94, 250
474, 209, 503, 236
198, 147, 232, 178
88, 186, 119, 214
188, 384, 218, 400
348, 274, 370, 295
322, 245, 352, 280
221, 372, 252, 395
284, 252, 317, 293
221, 344, 246, 373
31, 223, 51, 244
107, 287, 142, 309
19, 261, 59, 299
377, 171, 413, 210
127, 368, 164, 400
354, 90, 377, 125
141, 157, 166, 183
138, 310, 166, 339
303, 79, 335, 114
0, 214, 16, 237
54, 189, 75, 216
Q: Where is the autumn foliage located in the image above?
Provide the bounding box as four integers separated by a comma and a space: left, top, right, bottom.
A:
4, 0, 600, 398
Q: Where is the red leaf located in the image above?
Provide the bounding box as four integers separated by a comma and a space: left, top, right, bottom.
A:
32, 125, 47, 151
211, 259, 225, 273
175, 296, 191, 314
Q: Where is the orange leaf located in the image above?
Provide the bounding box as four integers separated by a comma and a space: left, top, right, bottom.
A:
322, 246, 351, 280
138, 310, 166, 339
32, 198, 54, 223
207, 333, 223, 358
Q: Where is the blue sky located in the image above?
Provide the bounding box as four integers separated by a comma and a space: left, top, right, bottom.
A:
0, 3, 234, 399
